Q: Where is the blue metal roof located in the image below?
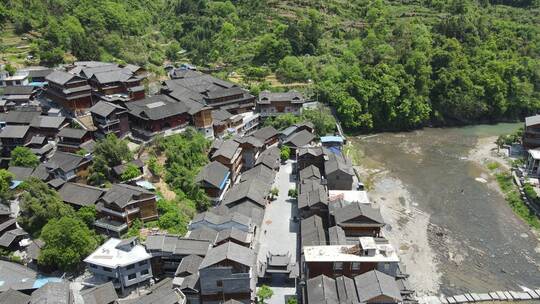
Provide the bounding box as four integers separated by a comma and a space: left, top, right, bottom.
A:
218, 171, 230, 190
320, 136, 344, 143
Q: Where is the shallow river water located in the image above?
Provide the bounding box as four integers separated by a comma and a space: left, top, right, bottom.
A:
354, 124, 540, 295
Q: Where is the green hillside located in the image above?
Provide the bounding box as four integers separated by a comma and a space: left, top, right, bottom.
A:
1, 0, 539, 131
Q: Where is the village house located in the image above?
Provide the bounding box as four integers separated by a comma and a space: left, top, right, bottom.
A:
1, 85, 35, 105
45, 70, 94, 114
196, 161, 231, 202
297, 147, 325, 171
96, 184, 158, 233
211, 139, 243, 182
298, 185, 328, 219
211, 109, 238, 138
125, 95, 191, 141
198, 241, 256, 304
221, 179, 269, 218
84, 237, 153, 292
58, 182, 105, 209
0, 70, 29, 87
44, 151, 91, 181
25, 135, 54, 161
301, 215, 327, 247
90, 101, 130, 139
0, 125, 32, 160
523, 114, 540, 149
251, 126, 279, 148
305, 271, 404, 304
283, 129, 317, 154
324, 151, 355, 190
188, 211, 253, 233
320, 135, 344, 149
328, 200, 385, 237
186, 226, 219, 244
80, 282, 118, 304
257, 90, 305, 117
29, 115, 68, 139
279, 122, 315, 142
56, 128, 93, 153
255, 146, 281, 171
145, 234, 211, 276
233, 136, 264, 169
3, 108, 41, 126
302, 236, 400, 279
85, 66, 146, 103
162, 71, 255, 115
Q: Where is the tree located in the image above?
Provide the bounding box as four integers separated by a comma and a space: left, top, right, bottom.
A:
270, 187, 279, 200
280, 146, 290, 161
88, 156, 108, 186
39, 216, 99, 271
18, 178, 74, 237
76, 206, 97, 227
4, 63, 15, 76
301, 108, 336, 136
93, 134, 132, 167
288, 188, 297, 198
121, 163, 141, 181
0, 169, 14, 203
147, 156, 163, 177
9, 147, 39, 168
287, 298, 298, 304
257, 285, 273, 304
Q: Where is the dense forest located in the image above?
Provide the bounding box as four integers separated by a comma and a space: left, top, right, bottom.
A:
1, 0, 539, 131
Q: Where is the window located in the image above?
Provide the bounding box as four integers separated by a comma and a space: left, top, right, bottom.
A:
141, 269, 149, 276
138, 261, 147, 267
126, 264, 134, 270
384, 263, 390, 271
102, 266, 112, 272
351, 262, 360, 270
333, 262, 343, 270
216, 280, 223, 287
128, 273, 136, 280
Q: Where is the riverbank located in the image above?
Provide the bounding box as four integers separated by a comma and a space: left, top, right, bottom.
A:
351, 124, 540, 296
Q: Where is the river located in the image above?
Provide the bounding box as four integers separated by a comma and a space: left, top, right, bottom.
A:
352, 123, 540, 296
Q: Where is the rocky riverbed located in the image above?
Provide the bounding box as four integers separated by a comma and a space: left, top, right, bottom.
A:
352, 124, 540, 297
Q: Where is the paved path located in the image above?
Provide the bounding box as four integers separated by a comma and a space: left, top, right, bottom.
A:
256, 160, 299, 303
257, 160, 298, 263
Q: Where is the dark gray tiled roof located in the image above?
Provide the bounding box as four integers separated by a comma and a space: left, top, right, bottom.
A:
101, 184, 154, 209
175, 254, 204, 276
8, 166, 34, 181
211, 109, 233, 122
234, 135, 264, 148
30, 164, 50, 181
328, 226, 347, 246
284, 129, 316, 148
222, 179, 269, 208
211, 139, 240, 160
90, 100, 126, 118
91, 68, 134, 84
125, 95, 187, 121
354, 270, 402, 302
331, 201, 384, 227
301, 215, 327, 246
121, 278, 181, 304
45, 151, 86, 173
0, 228, 27, 247
45, 70, 76, 85
258, 90, 304, 104
0, 219, 17, 235
0, 125, 30, 138
145, 235, 211, 257
298, 185, 328, 210
0, 288, 30, 304
3, 86, 34, 95
187, 226, 218, 243
195, 161, 230, 189
336, 275, 359, 303
255, 146, 280, 170
58, 183, 104, 207
57, 127, 87, 139
299, 165, 322, 181
298, 146, 324, 157
4, 110, 40, 125
252, 126, 278, 142
239, 165, 275, 186
206, 86, 245, 99
0, 260, 38, 292
324, 151, 354, 175
191, 211, 251, 228
80, 281, 118, 304
47, 178, 65, 189
199, 241, 255, 269
29, 116, 66, 129
30, 281, 71, 304
306, 275, 339, 304
216, 227, 251, 244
